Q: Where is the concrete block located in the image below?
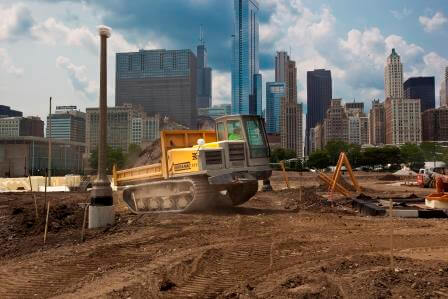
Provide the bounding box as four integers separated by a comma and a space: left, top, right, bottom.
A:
426, 199, 448, 209
88, 205, 115, 229
387, 209, 419, 218
38, 186, 70, 192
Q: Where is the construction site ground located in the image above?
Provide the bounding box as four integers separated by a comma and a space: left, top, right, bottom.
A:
2, 172, 448, 298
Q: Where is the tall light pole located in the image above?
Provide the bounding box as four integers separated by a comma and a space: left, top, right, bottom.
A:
89, 25, 114, 229
48, 97, 52, 185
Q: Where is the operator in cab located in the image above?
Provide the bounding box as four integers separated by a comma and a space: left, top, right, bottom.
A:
228, 126, 243, 140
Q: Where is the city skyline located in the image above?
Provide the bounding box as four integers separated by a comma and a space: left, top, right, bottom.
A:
0, 0, 447, 122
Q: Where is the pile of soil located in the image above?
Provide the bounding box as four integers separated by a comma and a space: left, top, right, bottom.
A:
379, 174, 401, 181
0, 192, 88, 258
134, 138, 162, 167
133, 119, 189, 167
280, 187, 335, 212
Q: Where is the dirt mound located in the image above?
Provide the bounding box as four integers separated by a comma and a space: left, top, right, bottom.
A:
133, 119, 191, 167
280, 187, 345, 212
379, 174, 401, 181
134, 138, 162, 167
0, 192, 88, 258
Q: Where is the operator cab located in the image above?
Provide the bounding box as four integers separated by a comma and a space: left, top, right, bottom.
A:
215, 115, 270, 166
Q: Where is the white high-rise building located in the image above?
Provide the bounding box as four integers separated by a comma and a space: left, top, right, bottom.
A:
385, 98, 421, 145
440, 67, 448, 107
384, 48, 403, 99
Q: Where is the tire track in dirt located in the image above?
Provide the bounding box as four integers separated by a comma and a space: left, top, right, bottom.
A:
0, 228, 216, 299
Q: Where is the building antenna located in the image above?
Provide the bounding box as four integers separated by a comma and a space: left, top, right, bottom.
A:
199, 24, 204, 45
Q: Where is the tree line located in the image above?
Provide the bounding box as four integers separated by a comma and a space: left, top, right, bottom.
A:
271, 141, 448, 172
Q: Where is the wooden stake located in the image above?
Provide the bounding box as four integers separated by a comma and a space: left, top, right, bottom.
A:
44, 200, 51, 245
29, 176, 33, 192
389, 198, 394, 270
81, 203, 89, 242
280, 161, 290, 189
44, 171, 48, 209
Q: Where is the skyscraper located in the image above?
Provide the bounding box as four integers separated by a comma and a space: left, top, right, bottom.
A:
231, 0, 262, 116
369, 99, 386, 145
274, 52, 302, 157
306, 69, 332, 155
384, 48, 403, 99
440, 67, 448, 107
115, 49, 197, 128
196, 29, 212, 109
403, 77, 435, 112
265, 82, 286, 134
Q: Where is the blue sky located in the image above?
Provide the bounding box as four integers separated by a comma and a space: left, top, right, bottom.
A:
0, 0, 447, 121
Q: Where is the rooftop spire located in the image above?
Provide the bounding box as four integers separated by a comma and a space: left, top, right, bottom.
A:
199, 24, 204, 46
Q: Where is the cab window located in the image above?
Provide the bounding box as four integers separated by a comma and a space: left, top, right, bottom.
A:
244, 118, 269, 158
217, 122, 226, 141
227, 120, 243, 140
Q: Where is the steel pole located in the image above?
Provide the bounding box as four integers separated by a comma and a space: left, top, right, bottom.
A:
89, 25, 114, 228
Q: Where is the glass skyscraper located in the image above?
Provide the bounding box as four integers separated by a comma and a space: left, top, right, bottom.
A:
265, 82, 286, 134
232, 0, 262, 116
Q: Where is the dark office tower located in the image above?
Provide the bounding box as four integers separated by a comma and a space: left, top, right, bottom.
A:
404, 77, 435, 112
306, 69, 332, 155
116, 49, 197, 128
196, 29, 212, 109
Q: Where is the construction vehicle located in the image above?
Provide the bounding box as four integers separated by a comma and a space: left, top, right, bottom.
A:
417, 167, 448, 188
318, 152, 361, 198
114, 115, 272, 214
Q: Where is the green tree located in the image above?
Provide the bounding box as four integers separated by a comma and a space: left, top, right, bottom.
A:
325, 140, 349, 165
347, 144, 362, 168
420, 142, 444, 162
306, 150, 330, 169
89, 146, 126, 174
381, 146, 402, 166
270, 148, 296, 163
400, 143, 425, 170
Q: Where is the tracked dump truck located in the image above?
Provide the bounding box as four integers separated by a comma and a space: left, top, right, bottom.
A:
114, 115, 272, 213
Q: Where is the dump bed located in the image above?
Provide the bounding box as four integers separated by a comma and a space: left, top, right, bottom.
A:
114, 130, 216, 186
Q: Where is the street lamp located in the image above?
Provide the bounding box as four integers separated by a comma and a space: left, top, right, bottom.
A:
89, 25, 114, 229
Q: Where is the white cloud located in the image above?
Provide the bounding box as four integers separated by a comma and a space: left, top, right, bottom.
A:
32, 18, 151, 55
419, 11, 447, 32
212, 70, 231, 106
0, 48, 23, 76
259, 0, 341, 102
390, 8, 412, 20
32, 18, 97, 53
56, 56, 97, 101
0, 3, 34, 41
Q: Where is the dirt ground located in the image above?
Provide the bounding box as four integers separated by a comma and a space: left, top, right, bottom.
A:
1, 171, 448, 298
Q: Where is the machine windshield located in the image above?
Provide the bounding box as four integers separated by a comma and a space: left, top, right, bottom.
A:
227, 120, 243, 140
244, 118, 269, 158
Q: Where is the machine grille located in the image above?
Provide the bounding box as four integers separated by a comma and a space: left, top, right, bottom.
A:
229, 143, 245, 161
205, 150, 223, 165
